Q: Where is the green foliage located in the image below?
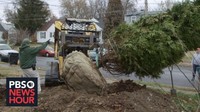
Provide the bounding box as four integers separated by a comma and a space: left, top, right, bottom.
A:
109, 14, 185, 78
170, 2, 200, 50
174, 92, 200, 112
105, 1, 200, 78
194, 0, 200, 5
14, 0, 50, 35
104, 0, 124, 39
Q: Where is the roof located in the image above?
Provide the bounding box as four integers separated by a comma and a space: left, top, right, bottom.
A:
96, 18, 104, 29
38, 17, 58, 31
1, 22, 14, 31
66, 18, 96, 23
0, 23, 6, 32
65, 18, 102, 32
93, 23, 102, 31
90, 18, 99, 23
125, 11, 164, 17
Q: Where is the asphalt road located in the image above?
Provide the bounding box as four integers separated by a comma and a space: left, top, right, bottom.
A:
36, 56, 199, 89
101, 66, 198, 88
0, 56, 199, 90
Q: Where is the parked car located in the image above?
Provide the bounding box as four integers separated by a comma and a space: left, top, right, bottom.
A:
39, 46, 55, 57
0, 44, 18, 62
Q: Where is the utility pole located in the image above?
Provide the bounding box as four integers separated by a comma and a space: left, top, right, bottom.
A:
144, 0, 148, 16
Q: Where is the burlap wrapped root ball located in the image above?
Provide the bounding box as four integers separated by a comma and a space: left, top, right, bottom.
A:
62, 51, 107, 94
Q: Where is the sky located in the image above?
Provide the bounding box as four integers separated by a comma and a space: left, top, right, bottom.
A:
0, 0, 192, 22
45, 0, 185, 17
42, 0, 61, 17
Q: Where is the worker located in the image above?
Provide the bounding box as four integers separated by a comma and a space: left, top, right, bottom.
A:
19, 38, 50, 94
191, 48, 200, 81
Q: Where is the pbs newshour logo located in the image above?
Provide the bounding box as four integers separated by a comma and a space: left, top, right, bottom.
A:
6, 77, 38, 106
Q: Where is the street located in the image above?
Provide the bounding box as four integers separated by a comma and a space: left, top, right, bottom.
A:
36, 56, 199, 89
0, 56, 199, 90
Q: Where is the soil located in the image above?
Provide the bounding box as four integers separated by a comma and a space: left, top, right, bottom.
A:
0, 80, 180, 112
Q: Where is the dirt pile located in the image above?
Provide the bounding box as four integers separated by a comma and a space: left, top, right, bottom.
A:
106, 80, 146, 93
0, 80, 180, 112
0, 88, 6, 107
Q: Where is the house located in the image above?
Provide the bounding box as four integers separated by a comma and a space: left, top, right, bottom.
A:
0, 21, 15, 43
124, 10, 164, 24
0, 23, 6, 43
90, 18, 103, 45
37, 18, 58, 43
37, 18, 103, 44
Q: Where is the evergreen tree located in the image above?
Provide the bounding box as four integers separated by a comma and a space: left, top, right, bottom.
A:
170, 2, 200, 50
194, 0, 200, 5
14, 0, 50, 38
104, 0, 124, 39
104, 14, 185, 78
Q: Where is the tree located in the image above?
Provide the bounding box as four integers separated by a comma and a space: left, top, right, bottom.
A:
60, 0, 90, 18
104, 0, 124, 39
158, 0, 174, 11
5, 0, 50, 42
103, 14, 185, 78
194, 0, 200, 5
169, 1, 200, 50
16, 0, 50, 35
88, 0, 107, 19
14, 29, 29, 45
4, 7, 17, 23
100, 0, 200, 79
122, 0, 137, 14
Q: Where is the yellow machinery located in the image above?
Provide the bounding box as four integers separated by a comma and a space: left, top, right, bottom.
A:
45, 18, 99, 86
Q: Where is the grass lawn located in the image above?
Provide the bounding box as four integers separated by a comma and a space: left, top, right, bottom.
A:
0, 62, 46, 78
0, 63, 22, 78
136, 80, 200, 111
174, 92, 200, 112
0, 43, 54, 78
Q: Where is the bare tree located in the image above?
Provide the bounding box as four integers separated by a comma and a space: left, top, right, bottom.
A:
122, 0, 137, 14
4, 1, 18, 23
88, 0, 107, 19
159, 0, 174, 11
88, 0, 97, 18
9, 28, 29, 46
60, 0, 90, 18
104, 0, 124, 39
60, 0, 136, 19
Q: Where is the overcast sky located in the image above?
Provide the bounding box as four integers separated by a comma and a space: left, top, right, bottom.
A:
0, 0, 192, 22
46, 0, 185, 17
